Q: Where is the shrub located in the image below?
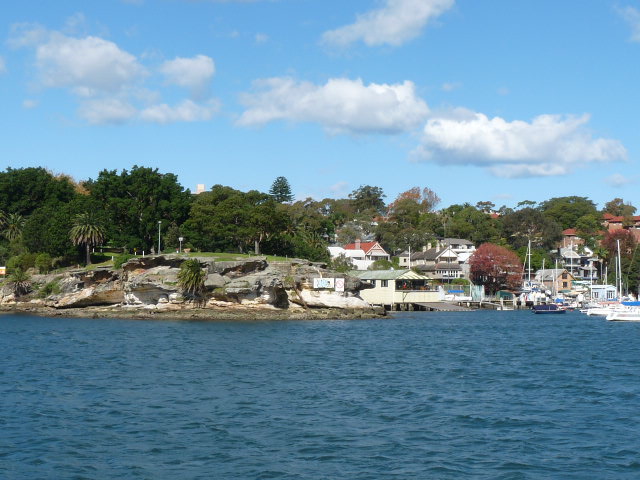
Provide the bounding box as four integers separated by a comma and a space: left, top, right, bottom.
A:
113, 254, 134, 270
38, 280, 61, 298
7, 253, 37, 272
35, 253, 53, 274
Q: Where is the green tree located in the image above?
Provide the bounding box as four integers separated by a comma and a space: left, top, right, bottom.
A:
69, 212, 106, 265
35, 253, 53, 274
368, 258, 394, 270
0, 167, 77, 217
574, 214, 602, 248
85, 166, 192, 251
475, 201, 496, 213
182, 185, 290, 255
349, 185, 386, 215
500, 207, 562, 250
4, 213, 25, 242
177, 259, 206, 298
269, 176, 294, 203
9, 268, 31, 296
329, 253, 354, 273
440, 204, 500, 245
540, 196, 598, 230
603, 198, 637, 217
23, 196, 101, 259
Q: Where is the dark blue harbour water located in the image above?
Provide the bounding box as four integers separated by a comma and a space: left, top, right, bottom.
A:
2, 311, 640, 479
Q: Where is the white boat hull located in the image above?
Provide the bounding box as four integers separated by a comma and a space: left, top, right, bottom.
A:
607, 308, 640, 321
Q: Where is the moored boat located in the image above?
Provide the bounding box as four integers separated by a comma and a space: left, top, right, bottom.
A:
531, 304, 566, 314
606, 308, 640, 321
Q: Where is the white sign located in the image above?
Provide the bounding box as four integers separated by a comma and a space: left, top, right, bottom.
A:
313, 278, 335, 289
335, 278, 345, 292
0, 266, 5, 276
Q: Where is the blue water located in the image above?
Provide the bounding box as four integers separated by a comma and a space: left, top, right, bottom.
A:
2, 311, 640, 479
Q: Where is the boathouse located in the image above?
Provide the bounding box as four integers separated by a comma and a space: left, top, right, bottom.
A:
350, 269, 439, 310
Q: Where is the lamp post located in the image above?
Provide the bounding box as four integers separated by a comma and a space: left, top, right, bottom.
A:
179, 236, 184, 253
157, 220, 162, 254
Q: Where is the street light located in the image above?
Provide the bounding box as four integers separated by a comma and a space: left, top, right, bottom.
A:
158, 220, 162, 254
179, 236, 184, 253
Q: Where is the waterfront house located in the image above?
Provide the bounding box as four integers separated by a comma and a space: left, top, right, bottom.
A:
350, 269, 439, 309
534, 269, 576, 294
589, 284, 618, 302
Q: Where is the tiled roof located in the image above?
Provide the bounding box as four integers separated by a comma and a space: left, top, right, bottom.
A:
442, 238, 474, 246
343, 241, 385, 254
603, 213, 640, 222
435, 262, 461, 270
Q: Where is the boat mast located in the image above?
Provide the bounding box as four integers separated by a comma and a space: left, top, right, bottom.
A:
617, 239, 622, 298
528, 238, 532, 286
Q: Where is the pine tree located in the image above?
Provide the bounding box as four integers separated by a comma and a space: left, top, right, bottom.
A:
269, 176, 293, 203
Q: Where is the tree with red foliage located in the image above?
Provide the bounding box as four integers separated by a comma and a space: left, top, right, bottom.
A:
469, 243, 523, 294
601, 229, 636, 259
386, 186, 440, 217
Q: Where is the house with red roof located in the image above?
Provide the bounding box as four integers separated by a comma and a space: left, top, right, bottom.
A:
560, 228, 584, 249
601, 213, 640, 242
327, 239, 390, 270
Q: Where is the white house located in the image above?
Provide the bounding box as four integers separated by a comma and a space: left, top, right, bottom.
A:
328, 240, 390, 270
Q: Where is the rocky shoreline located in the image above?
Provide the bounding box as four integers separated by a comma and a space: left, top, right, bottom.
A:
0, 304, 386, 321
0, 255, 386, 321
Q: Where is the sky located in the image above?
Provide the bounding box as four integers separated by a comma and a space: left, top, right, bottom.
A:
1, 0, 639, 210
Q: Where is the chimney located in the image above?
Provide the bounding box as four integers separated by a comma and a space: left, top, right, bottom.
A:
355, 238, 361, 250
426, 242, 431, 250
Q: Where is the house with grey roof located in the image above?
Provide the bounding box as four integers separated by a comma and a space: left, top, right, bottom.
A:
350, 269, 440, 308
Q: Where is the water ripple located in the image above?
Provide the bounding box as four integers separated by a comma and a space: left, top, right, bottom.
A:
2, 311, 640, 479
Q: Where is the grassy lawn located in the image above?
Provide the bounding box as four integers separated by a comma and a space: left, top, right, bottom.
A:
186, 252, 291, 262
75, 251, 295, 271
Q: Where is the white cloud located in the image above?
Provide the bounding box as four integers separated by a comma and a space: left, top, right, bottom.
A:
441, 81, 461, 92
0, 56, 5, 74
238, 77, 429, 134
139, 99, 220, 124
329, 181, 349, 196
11, 24, 221, 125
605, 173, 635, 187
22, 99, 39, 109
413, 109, 627, 178
617, 6, 640, 42
322, 0, 455, 47
32, 32, 146, 95
159, 55, 215, 99
79, 98, 138, 124
255, 33, 269, 44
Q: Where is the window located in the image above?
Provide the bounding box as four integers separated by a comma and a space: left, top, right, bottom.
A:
380, 280, 388, 287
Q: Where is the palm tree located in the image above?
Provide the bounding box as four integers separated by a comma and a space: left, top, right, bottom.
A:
4, 213, 25, 242
9, 268, 31, 296
177, 259, 206, 299
69, 212, 106, 265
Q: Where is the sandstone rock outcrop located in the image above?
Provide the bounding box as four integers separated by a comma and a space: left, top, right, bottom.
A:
2, 255, 375, 315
